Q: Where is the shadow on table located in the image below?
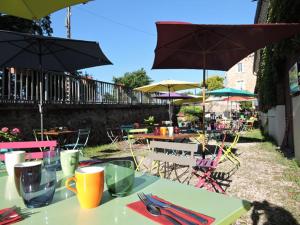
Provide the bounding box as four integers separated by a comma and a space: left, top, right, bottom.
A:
250, 200, 298, 225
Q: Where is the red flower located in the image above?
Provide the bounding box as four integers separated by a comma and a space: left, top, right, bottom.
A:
1, 127, 9, 133
11, 128, 20, 135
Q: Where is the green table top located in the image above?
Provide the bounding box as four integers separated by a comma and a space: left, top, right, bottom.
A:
0, 166, 250, 225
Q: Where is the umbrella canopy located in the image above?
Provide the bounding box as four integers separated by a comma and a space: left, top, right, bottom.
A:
134, 79, 200, 92
0, 0, 89, 20
154, 92, 193, 99
152, 22, 300, 70
0, 29, 112, 139
173, 96, 203, 105
207, 88, 256, 97
222, 96, 256, 102
152, 22, 300, 156
135, 80, 200, 122
0, 29, 112, 71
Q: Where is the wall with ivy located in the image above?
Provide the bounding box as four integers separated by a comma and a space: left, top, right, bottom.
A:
256, 0, 300, 112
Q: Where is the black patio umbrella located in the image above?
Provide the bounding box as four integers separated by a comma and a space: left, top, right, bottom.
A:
0, 29, 112, 139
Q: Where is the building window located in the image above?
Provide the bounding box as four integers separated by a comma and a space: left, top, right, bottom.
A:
237, 63, 243, 72
236, 80, 245, 90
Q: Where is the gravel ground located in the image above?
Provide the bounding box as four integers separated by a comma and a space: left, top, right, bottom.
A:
92, 133, 300, 225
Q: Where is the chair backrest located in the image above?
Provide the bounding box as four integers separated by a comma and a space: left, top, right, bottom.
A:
196, 132, 226, 168
33, 129, 48, 141
148, 141, 198, 167
227, 132, 240, 151
128, 128, 148, 140
0, 140, 57, 160
214, 132, 227, 163
75, 128, 90, 147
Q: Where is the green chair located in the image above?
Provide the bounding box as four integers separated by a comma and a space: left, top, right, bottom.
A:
63, 129, 90, 155
128, 128, 149, 171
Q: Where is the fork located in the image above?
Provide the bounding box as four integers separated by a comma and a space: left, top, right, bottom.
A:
139, 193, 199, 225
138, 193, 182, 225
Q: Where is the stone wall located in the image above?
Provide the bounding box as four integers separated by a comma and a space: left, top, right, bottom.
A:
259, 105, 286, 147
292, 95, 300, 161
0, 103, 169, 146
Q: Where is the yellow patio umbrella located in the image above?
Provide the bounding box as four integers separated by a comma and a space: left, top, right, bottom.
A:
134, 79, 200, 92
173, 95, 203, 105
0, 0, 89, 20
134, 80, 200, 122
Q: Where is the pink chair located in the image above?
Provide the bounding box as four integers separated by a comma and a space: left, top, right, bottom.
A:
0, 141, 57, 161
193, 133, 227, 193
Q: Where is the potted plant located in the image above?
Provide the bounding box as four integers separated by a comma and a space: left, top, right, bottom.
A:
144, 116, 155, 133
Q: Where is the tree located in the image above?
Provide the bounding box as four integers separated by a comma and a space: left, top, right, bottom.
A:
202, 75, 224, 91
0, 14, 53, 36
240, 101, 252, 110
179, 106, 203, 123
113, 68, 152, 89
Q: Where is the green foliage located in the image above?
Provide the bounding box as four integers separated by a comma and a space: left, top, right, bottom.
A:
240, 101, 252, 110
256, 0, 300, 111
202, 75, 224, 91
144, 116, 155, 126
0, 14, 53, 36
113, 68, 152, 89
179, 106, 202, 122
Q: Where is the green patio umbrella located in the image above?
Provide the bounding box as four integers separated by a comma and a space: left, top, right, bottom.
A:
0, 0, 89, 20
207, 88, 256, 117
207, 88, 256, 97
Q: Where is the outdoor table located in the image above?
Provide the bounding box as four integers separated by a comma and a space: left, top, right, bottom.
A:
0, 166, 250, 225
133, 133, 197, 142
37, 130, 77, 146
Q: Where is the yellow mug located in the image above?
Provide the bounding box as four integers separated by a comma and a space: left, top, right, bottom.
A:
160, 127, 167, 136
65, 166, 104, 209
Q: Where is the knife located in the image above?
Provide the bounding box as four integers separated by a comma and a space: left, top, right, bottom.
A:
146, 195, 208, 224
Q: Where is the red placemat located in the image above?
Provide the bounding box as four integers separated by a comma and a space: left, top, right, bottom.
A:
127, 195, 215, 225
0, 208, 22, 225
79, 160, 102, 167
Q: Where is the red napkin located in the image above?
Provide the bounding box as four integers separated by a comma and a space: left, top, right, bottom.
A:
127, 196, 215, 225
79, 160, 102, 167
0, 208, 22, 225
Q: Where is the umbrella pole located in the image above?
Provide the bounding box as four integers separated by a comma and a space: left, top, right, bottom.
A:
38, 43, 44, 141
168, 87, 172, 124
202, 69, 206, 159
39, 71, 44, 141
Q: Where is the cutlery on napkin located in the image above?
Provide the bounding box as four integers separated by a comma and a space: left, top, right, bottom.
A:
0, 207, 22, 225
127, 193, 215, 225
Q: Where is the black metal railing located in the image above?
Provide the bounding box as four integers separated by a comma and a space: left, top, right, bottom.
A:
0, 68, 166, 105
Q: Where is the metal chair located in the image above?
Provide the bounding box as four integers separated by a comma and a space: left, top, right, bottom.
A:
193, 133, 227, 193
62, 128, 90, 155
32, 129, 49, 151
147, 141, 198, 184
128, 128, 149, 171
106, 128, 122, 145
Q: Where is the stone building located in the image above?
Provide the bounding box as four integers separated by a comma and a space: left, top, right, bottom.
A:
225, 53, 256, 92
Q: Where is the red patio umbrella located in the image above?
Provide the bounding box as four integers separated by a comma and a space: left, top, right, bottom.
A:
152, 22, 300, 157
222, 96, 256, 102
152, 22, 300, 133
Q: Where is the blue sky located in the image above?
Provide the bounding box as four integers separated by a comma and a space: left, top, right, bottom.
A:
51, 0, 257, 83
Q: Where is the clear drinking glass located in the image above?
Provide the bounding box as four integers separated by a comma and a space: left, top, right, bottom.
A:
105, 160, 135, 197
20, 164, 57, 208
43, 148, 61, 170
